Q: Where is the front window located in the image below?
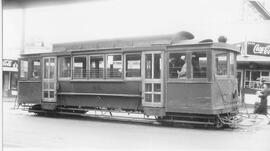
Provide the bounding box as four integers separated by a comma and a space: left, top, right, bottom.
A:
230, 52, 235, 75
20, 60, 28, 80
73, 56, 87, 79
169, 53, 187, 79
216, 53, 228, 76
31, 60, 41, 79
192, 52, 207, 78
90, 55, 104, 79
125, 54, 141, 78
106, 54, 123, 79
58, 57, 71, 79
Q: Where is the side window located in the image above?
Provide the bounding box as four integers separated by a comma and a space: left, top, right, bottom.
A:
169, 53, 187, 79
90, 55, 104, 79
106, 54, 123, 79
229, 52, 235, 75
192, 52, 207, 78
58, 56, 71, 79
125, 54, 141, 78
20, 60, 28, 80
73, 56, 87, 79
30, 60, 41, 79
216, 53, 228, 76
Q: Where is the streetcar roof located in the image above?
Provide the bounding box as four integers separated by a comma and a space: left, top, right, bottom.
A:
20, 31, 239, 57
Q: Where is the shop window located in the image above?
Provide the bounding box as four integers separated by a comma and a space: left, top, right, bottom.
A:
251, 71, 260, 81
261, 72, 269, 80
58, 57, 71, 79
192, 52, 207, 78
20, 60, 28, 80
31, 60, 41, 79
230, 53, 235, 75
244, 70, 270, 89
216, 53, 228, 76
125, 54, 141, 78
73, 56, 87, 79
169, 53, 187, 79
10, 72, 18, 89
90, 55, 104, 79
106, 54, 123, 78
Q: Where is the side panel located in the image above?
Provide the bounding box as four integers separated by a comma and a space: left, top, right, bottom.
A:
166, 83, 213, 114
212, 78, 238, 113
58, 81, 141, 94
18, 82, 42, 104
58, 96, 141, 110
57, 81, 142, 110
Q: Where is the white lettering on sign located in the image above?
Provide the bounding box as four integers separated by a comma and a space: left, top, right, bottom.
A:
128, 60, 140, 69
3, 60, 12, 67
253, 44, 270, 55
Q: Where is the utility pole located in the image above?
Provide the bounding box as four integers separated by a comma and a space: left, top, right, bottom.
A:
20, 8, 26, 55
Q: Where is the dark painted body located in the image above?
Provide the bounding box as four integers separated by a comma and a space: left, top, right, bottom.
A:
18, 38, 240, 123
57, 81, 142, 110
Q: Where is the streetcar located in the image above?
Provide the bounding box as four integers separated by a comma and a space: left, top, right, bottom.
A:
18, 31, 240, 127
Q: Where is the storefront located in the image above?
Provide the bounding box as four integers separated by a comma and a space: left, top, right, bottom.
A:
236, 41, 270, 104
2, 59, 19, 97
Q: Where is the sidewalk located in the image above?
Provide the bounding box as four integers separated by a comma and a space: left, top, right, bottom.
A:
243, 94, 270, 107
2, 97, 17, 102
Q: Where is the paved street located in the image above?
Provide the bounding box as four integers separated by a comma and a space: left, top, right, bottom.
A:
2, 98, 270, 151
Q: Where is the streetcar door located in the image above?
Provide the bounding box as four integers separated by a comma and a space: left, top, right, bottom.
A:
42, 57, 57, 102
142, 52, 164, 107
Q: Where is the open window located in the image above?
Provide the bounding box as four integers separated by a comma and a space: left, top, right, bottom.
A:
191, 52, 207, 78
73, 56, 87, 79
58, 56, 71, 79
90, 55, 104, 79
215, 52, 228, 76
125, 53, 141, 78
169, 52, 187, 79
106, 54, 123, 79
229, 52, 236, 76
30, 60, 41, 80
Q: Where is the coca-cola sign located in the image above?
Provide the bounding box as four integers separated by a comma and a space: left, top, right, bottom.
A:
247, 42, 270, 56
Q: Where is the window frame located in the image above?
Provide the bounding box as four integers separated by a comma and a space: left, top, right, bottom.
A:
191, 51, 208, 80
168, 50, 209, 81
29, 59, 41, 81
72, 55, 88, 80
229, 52, 236, 77
168, 51, 189, 80
58, 56, 72, 80
124, 53, 142, 80
19, 59, 29, 81
89, 54, 105, 79
215, 51, 229, 77
105, 53, 123, 79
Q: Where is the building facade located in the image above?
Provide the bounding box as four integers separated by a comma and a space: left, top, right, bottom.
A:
236, 41, 270, 103
2, 59, 19, 97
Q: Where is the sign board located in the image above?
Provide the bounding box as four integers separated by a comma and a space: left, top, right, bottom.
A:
3, 59, 18, 72
247, 41, 270, 57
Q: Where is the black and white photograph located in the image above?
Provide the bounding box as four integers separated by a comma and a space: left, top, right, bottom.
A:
2, 0, 270, 151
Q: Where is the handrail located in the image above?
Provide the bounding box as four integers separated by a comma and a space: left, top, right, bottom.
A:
57, 92, 141, 98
